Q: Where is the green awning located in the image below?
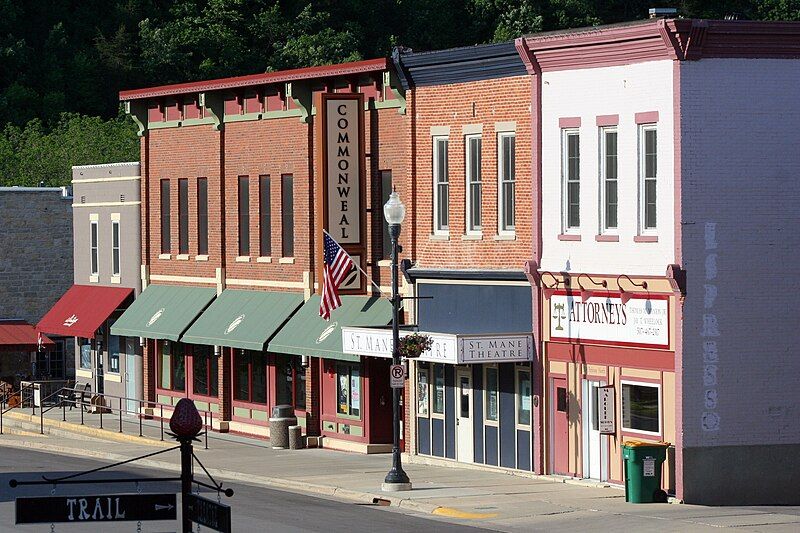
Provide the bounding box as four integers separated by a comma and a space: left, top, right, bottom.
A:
268, 295, 392, 362
180, 289, 303, 351
110, 284, 216, 341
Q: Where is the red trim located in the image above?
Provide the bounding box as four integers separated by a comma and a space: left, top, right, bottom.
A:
547, 342, 675, 372
595, 234, 619, 242
0, 321, 54, 351
635, 111, 660, 124
596, 114, 619, 127
559, 117, 581, 129
120, 58, 389, 101
37, 285, 133, 339
548, 289, 671, 351
558, 233, 581, 241
634, 235, 659, 243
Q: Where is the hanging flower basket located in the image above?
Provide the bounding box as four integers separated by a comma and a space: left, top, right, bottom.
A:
399, 333, 433, 359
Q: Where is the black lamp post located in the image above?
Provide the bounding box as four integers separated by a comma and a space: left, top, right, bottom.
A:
382, 190, 411, 491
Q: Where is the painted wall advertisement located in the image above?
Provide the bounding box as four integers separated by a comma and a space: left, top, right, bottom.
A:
549, 293, 669, 348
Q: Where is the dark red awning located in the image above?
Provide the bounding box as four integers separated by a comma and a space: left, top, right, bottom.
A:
0, 320, 54, 352
36, 285, 133, 339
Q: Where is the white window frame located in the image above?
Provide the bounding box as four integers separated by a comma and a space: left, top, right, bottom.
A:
599, 127, 618, 234
90, 221, 99, 276
561, 129, 581, 233
638, 124, 658, 235
515, 365, 532, 428
465, 134, 483, 235
621, 380, 662, 436
111, 220, 121, 277
432, 136, 450, 235
497, 132, 516, 235
483, 365, 499, 426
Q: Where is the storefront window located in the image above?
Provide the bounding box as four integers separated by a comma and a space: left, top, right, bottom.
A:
108, 333, 121, 374
276, 355, 306, 409
159, 342, 185, 392
517, 369, 531, 425
80, 339, 92, 369
417, 366, 429, 417
622, 382, 660, 434
192, 345, 218, 397
485, 367, 499, 422
433, 364, 445, 414
336, 363, 360, 417
234, 350, 267, 404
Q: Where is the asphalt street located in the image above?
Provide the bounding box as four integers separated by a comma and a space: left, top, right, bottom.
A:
0, 448, 485, 532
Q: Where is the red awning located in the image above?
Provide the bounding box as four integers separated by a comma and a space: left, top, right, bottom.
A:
0, 320, 55, 352
37, 285, 133, 339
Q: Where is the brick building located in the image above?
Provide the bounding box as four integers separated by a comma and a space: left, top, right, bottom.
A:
114, 59, 410, 452
0, 187, 73, 382
517, 18, 800, 504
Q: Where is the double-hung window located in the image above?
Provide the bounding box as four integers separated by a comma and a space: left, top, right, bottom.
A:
178, 178, 189, 254
281, 174, 294, 257
111, 220, 120, 276
639, 125, 658, 233
259, 175, 271, 256
197, 178, 208, 255
160, 179, 170, 254
498, 133, 516, 234
432, 137, 449, 234
600, 128, 618, 232
466, 135, 482, 234
90, 221, 99, 275
562, 130, 580, 231
238, 176, 250, 256
381, 170, 393, 258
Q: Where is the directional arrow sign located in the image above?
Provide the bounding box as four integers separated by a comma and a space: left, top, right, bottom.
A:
185, 493, 232, 533
15, 494, 177, 524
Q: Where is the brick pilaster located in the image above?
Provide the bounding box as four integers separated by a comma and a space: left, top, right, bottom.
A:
218, 347, 232, 421
304, 357, 321, 436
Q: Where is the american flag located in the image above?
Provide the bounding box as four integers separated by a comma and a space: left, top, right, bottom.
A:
319, 232, 355, 320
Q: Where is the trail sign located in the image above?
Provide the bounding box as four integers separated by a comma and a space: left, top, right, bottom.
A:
185, 493, 232, 533
15, 493, 177, 524
390, 364, 405, 388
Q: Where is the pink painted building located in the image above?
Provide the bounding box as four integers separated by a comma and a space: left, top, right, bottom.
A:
516, 18, 800, 504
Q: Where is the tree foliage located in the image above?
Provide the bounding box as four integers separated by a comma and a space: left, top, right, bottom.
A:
0, 0, 797, 186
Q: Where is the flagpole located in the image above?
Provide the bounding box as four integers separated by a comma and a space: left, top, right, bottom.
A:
322, 229, 387, 297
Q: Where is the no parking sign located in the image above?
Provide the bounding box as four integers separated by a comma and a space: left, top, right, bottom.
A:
390, 365, 405, 388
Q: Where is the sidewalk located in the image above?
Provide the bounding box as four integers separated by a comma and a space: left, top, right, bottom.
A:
1, 408, 799, 532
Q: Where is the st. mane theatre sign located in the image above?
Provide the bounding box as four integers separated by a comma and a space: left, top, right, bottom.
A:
341, 327, 533, 364
548, 292, 670, 349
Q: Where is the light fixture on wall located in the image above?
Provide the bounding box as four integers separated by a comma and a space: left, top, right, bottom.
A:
540, 271, 565, 299
617, 274, 648, 305
214, 345, 221, 357
578, 273, 607, 301
139, 337, 145, 347
301, 355, 309, 368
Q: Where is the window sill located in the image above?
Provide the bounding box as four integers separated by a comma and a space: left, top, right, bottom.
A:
558, 234, 581, 241
110, 275, 121, 284
76, 368, 93, 378
377, 259, 391, 267
195, 255, 209, 262
176, 254, 190, 261
158, 253, 171, 260
462, 233, 483, 241
235, 256, 251, 263
104, 373, 122, 383
634, 235, 659, 243
429, 233, 450, 241
256, 256, 272, 263
279, 257, 295, 264
595, 234, 619, 242
493, 233, 516, 241
89, 274, 99, 283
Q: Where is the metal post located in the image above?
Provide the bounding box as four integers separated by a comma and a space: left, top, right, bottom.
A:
179, 437, 193, 533
2, 396, 4, 435
100, 400, 103, 430
383, 223, 410, 489
80, 397, 84, 425
62, 393, 66, 421
139, 400, 143, 437
119, 398, 123, 433
160, 405, 164, 441
40, 403, 43, 435
204, 411, 209, 450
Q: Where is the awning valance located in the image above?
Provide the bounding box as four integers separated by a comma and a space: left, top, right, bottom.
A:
110, 284, 215, 341
37, 285, 133, 339
181, 289, 303, 351
268, 295, 391, 362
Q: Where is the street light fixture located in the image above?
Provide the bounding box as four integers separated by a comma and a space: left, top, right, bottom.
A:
382, 190, 412, 492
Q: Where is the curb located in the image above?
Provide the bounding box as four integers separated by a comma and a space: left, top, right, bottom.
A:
0, 439, 445, 516
4, 411, 173, 448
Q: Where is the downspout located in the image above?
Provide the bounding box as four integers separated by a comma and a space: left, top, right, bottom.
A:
515, 37, 545, 475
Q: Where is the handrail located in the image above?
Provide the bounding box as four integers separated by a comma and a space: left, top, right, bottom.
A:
0, 383, 37, 435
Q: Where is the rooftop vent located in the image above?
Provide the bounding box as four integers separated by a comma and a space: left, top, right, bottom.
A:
649, 7, 678, 18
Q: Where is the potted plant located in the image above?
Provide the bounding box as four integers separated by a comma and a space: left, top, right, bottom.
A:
398, 333, 433, 359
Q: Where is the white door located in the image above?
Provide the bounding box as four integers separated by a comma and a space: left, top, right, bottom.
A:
582, 380, 608, 481
456, 370, 473, 463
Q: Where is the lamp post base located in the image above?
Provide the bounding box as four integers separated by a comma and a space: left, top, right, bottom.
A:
381, 481, 413, 492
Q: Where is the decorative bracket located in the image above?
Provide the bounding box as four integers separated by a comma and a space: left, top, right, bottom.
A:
124, 100, 148, 137
199, 92, 224, 131
286, 82, 310, 123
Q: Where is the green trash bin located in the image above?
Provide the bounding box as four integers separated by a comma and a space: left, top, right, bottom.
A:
622, 441, 670, 503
